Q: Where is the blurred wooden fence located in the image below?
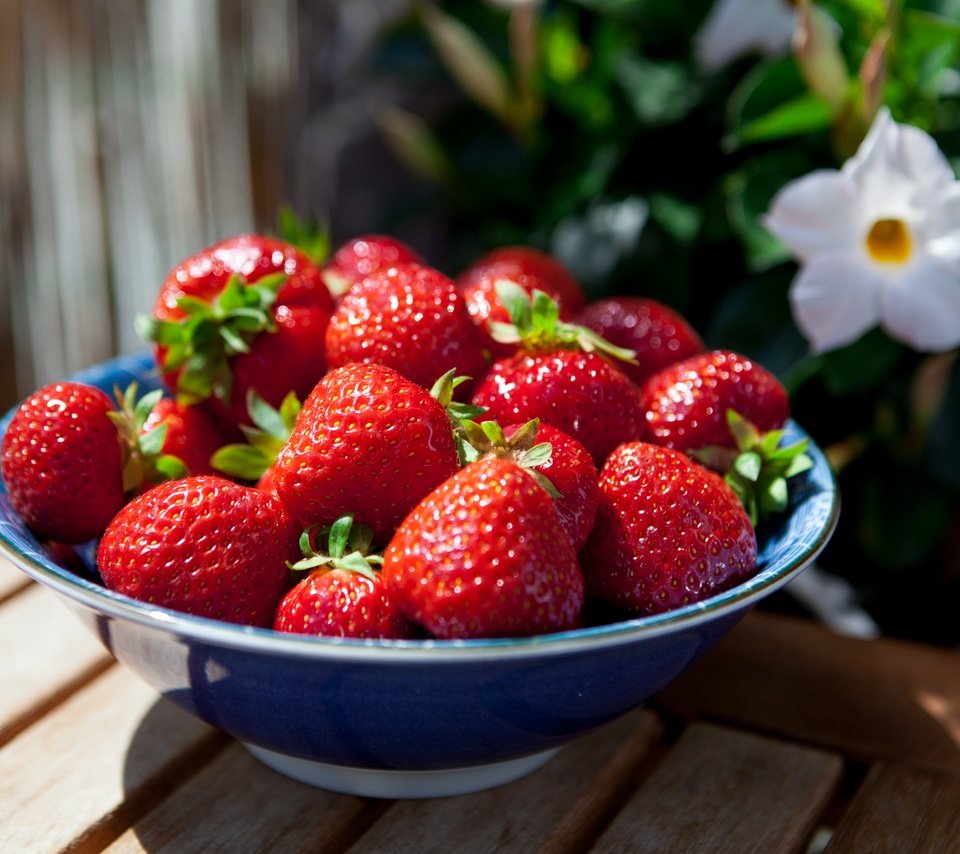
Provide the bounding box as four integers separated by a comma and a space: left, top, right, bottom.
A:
0, 0, 410, 408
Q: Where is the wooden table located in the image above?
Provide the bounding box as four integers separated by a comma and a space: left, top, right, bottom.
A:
2, 556, 959, 854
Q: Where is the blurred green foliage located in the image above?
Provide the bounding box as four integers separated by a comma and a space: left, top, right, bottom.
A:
369, 0, 960, 644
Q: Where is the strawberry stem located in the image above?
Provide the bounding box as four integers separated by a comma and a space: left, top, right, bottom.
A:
107, 383, 189, 494
457, 416, 562, 498
490, 281, 638, 364
137, 273, 287, 405
690, 409, 814, 526
211, 390, 301, 482
289, 514, 383, 580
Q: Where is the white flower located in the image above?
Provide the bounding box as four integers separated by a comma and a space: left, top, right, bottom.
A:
764, 108, 960, 354
693, 0, 796, 71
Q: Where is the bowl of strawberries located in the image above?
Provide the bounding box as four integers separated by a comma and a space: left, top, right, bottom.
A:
0, 234, 838, 798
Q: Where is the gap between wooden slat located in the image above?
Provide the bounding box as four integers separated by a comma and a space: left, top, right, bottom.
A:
296, 796, 395, 854
0, 577, 32, 608
590, 722, 843, 854
656, 612, 960, 779
0, 655, 115, 749
0, 667, 222, 853
537, 716, 672, 854
64, 729, 232, 854
104, 742, 392, 854
826, 761, 960, 853
0, 556, 32, 603
346, 711, 664, 854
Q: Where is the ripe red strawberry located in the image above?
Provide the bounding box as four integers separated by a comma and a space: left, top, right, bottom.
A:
325, 263, 488, 392
322, 234, 424, 297
581, 442, 757, 615
467, 283, 644, 466
459, 418, 599, 551
274, 514, 414, 639
510, 422, 599, 552
576, 297, 705, 386
639, 350, 790, 454
1, 382, 125, 543
472, 351, 644, 467
140, 233, 334, 429
383, 457, 584, 639
141, 396, 226, 477
456, 246, 586, 359
273, 364, 460, 542
97, 475, 299, 627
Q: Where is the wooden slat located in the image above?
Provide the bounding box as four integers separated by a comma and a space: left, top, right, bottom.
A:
658, 611, 960, 777
350, 710, 664, 854
0, 556, 30, 602
105, 745, 382, 854
0, 583, 112, 744
827, 763, 960, 853
0, 666, 223, 853
592, 723, 842, 854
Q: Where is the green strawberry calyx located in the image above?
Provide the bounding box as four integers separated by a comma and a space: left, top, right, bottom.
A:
136, 272, 287, 405
458, 417, 562, 498
690, 410, 814, 526
107, 383, 189, 494
277, 206, 331, 267
289, 514, 384, 580
489, 280, 638, 365
211, 390, 301, 482
429, 368, 489, 463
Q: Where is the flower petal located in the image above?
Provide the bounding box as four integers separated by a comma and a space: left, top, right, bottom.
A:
896, 122, 956, 193
694, 0, 795, 70
789, 251, 883, 353
842, 106, 893, 179
845, 108, 956, 217
920, 183, 960, 274
764, 170, 860, 262
880, 256, 960, 352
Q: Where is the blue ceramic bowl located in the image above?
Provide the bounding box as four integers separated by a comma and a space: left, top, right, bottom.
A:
0, 352, 839, 798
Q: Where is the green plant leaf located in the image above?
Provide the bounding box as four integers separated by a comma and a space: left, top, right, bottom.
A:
820, 329, 905, 395
616, 52, 700, 126
378, 104, 455, 187
420, 3, 519, 131
733, 94, 834, 148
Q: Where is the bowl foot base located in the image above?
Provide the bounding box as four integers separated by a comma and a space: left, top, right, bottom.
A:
243, 743, 561, 798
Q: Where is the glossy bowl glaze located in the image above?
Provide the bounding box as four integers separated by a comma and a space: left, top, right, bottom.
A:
0, 352, 839, 798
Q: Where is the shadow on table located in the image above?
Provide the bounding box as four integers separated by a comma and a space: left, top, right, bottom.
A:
121, 693, 386, 853
117, 695, 230, 852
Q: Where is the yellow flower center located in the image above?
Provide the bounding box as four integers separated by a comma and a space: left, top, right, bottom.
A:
866, 218, 913, 265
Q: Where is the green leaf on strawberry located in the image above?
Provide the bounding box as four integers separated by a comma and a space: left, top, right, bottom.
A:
691, 409, 814, 526
211, 390, 301, 482
291, 514, 384, 581
457, 417, 561, 498
489, 280, 638, 364
277, 206, 331, 266
107, 383, 189, 493
137, 272, 287, 405
429, 368, 489, 464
